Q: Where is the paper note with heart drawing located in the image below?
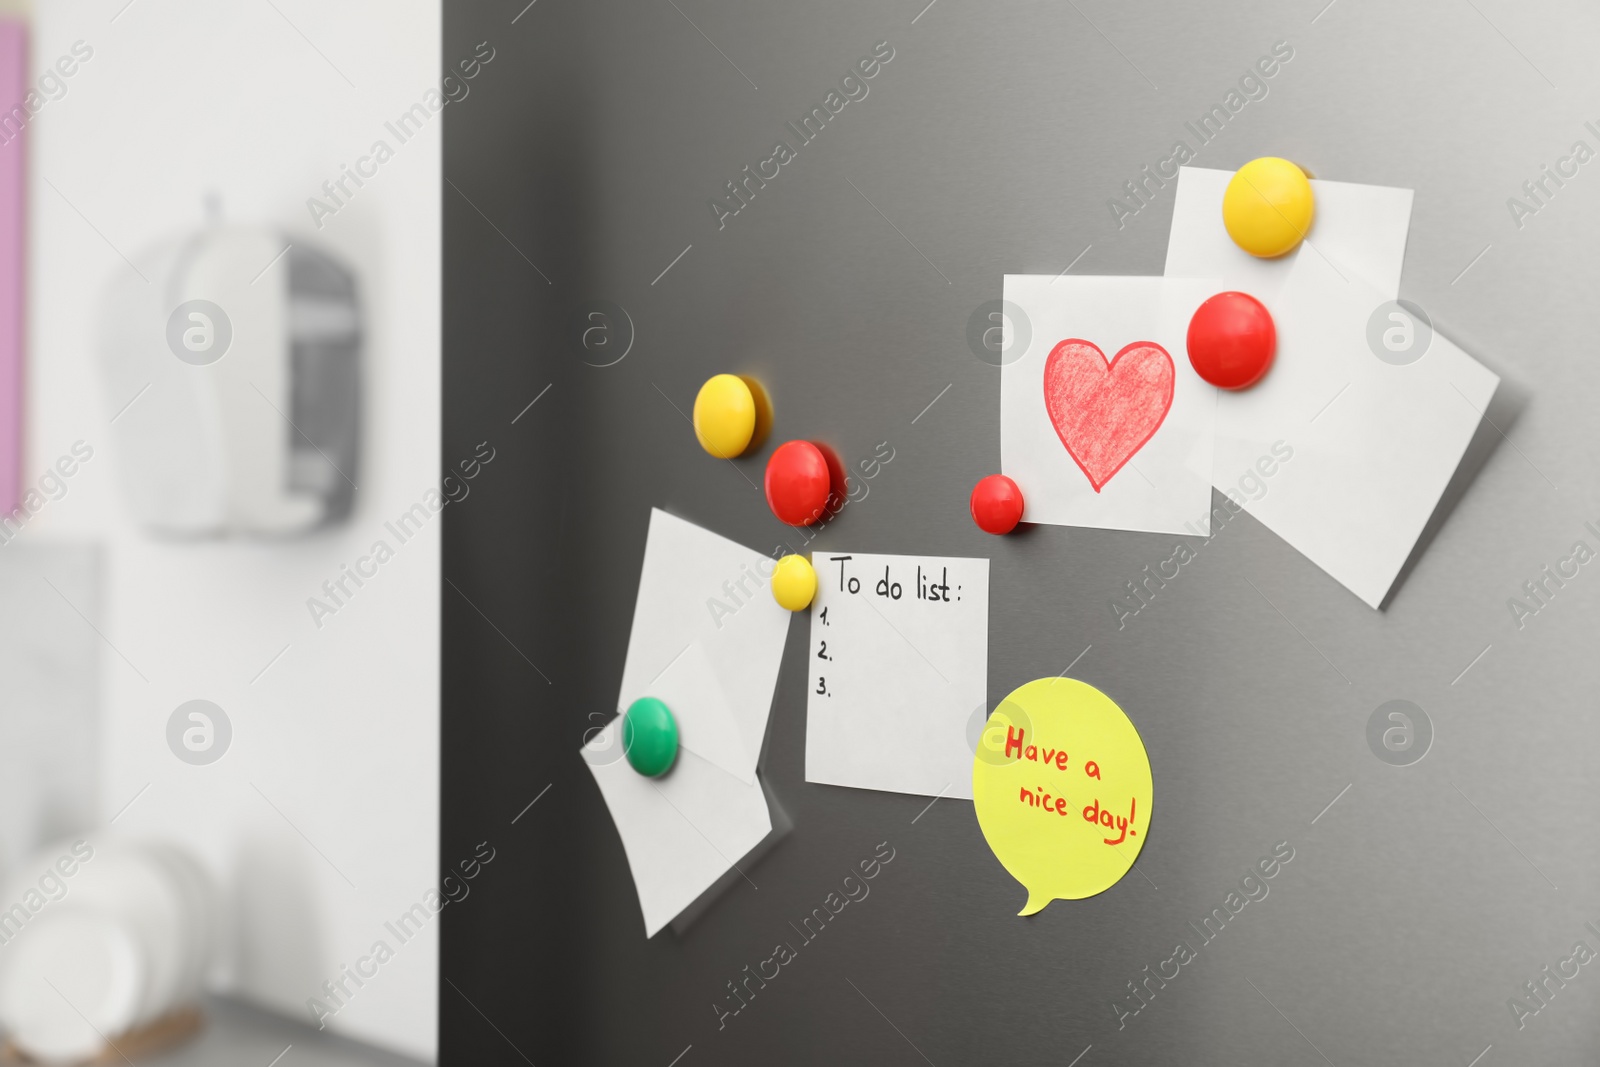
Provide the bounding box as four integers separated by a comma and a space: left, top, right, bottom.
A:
1043, 339, 1175, 492
1002, 276, 1221, 535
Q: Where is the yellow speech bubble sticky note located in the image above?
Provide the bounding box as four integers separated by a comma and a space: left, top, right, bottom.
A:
972, 677, 1153, 916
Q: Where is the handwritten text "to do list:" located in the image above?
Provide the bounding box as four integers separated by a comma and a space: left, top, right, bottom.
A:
804, 553, 989, 800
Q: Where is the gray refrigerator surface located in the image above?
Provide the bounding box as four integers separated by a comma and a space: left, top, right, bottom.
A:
442, 1, 1600, 1063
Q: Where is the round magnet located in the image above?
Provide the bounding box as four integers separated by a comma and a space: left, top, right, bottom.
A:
770, 554, 817, 611
970, 474, 1025, 535
1186, 291, 1276, 389
693, 374, 757, 458
764, 441, 833, 526
1222, 157, 1314, 258
622, 697, 678, 777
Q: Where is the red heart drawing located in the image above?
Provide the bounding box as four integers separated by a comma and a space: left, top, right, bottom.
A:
1042, 338, 1175, 492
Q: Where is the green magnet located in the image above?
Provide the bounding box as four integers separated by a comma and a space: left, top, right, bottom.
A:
622, 696, 678, 777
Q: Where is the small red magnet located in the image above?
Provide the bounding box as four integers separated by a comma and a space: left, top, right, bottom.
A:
970, 474, 1024, 534
765, 440, 837, 526
1186, 291, 1276, 390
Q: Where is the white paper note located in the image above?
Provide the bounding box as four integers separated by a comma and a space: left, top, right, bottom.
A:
1163, 166, 1415, 303
805, 552, 989, 800
648, 642, 750, 782
1214, 250, 1499, 608
583, 725, 772, 937
615, 509, 791, 783
1002, 275, 1221, 535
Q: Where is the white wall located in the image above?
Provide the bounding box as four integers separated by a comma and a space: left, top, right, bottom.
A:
29, 1, 440, 1059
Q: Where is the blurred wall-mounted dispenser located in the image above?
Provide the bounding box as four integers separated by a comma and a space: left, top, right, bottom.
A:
97, 224, 361, 537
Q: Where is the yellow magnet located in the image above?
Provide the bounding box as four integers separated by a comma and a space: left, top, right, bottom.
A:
1222, 157, 1314, 258
693, 374, 758, 458
770, 554, 816, 612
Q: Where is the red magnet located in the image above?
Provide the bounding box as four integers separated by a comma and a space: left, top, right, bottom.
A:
970, 474, 1024, 534
1186, 291, 1276, 390
816, 443, 846, 518
765, 440, 837, 526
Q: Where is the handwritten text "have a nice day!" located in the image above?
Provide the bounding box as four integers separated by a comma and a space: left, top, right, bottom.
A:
1005, 726, 1137, 846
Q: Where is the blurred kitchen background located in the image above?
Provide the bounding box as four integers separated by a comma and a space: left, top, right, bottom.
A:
0, 0, 441, 1062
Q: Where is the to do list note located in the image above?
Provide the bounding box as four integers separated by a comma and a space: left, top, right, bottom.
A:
804, 552, 989, 800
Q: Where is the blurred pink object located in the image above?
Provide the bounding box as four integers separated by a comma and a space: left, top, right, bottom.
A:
0, 19, 23, 516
